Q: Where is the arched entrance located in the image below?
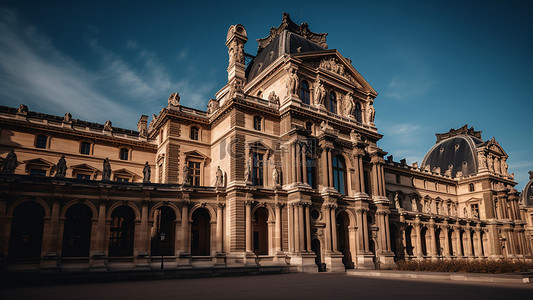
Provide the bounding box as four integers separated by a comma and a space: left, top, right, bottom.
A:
62, 203, 92, 257
435, 228, 442, 256
447, 230, 454, 256
420, 227, 428, 256
151, 206, 176, 256
191, 208, 210, 256
109, 205, 135, 257
311, 238, 325, 272
389, 224, 401, 260
336, 211, 353, 268
8, 201, 45, 260
405, 226, 414, 256
253, 207, 268, 255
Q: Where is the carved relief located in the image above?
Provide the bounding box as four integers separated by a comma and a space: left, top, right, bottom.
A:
314, 80, 326, 108
343, 92, 355, 117
207, 99, 220, 114
168, 92, 180, 108
366, 100, 375, 124
286, 68, 299, 96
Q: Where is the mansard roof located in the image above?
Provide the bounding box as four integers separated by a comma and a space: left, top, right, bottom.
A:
524, 172, 533, 206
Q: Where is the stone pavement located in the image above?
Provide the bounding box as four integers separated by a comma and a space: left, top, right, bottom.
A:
1, 273, 532, 300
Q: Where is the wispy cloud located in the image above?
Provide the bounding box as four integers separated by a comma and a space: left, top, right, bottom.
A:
378, 123, 428, 165
0, 7, 215, 129
383, 51, 434, 100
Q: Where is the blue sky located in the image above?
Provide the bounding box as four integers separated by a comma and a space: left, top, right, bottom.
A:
0, 0, 532, 190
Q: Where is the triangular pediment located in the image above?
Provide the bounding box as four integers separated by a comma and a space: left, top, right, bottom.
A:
183, 150, 207, 159
485, 138, 508, 158
114, 168, 138, 177
247, 140, 271, 151
294, 50, 377, 96
23, 158, 54, 167
71, 163, 100, 172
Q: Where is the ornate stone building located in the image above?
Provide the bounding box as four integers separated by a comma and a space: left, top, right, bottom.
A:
0, 13, 531, 272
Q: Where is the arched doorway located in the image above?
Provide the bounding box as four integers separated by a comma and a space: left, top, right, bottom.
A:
420, 227, 428, 256
311, 238, 324, 271
8, 201, 45, 260
109, 205, 135, 257
151, 206, 176, 256
405, 226, 414, 256
253, 207, 268, 255
62, 203, 92, 257
389, 224, 400, 260
470, 231, 476, 256
447, 230, 454, 256
435, 228, 442, 256
459, 230, 465, 257
191, 208, 210, 256
480, 231, 487, 257
336, 211, 353, 268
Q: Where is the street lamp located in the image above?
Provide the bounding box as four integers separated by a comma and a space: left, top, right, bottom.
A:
160, 232, 166, 270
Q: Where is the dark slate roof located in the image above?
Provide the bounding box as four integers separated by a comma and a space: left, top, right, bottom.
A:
245, 30, 325, 81
421, 135, 483, 178
524, 176, 533, 206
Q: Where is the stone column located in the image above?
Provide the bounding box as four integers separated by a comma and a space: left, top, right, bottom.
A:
245, 200, 253, 252
415, 217, 423, 258
305, 204, 312, 252
487, 222, 501, 257
327, 149, 333, 188
362, 210, 369, 253
443, 223, 450, 258
384, 212, 391, 251
275, 203, 282, 253
330, 206, 338, 252
180, 202, 189, 253
216, 203, 224, 252
455, 225, 464, 257
475, 225, 483, 257
288, 204, 294, 252
298, 203, 305, 252
428, 219, 437, 258
92, 202, 107, 255
44, 201, 60, 256
137, 203, 149, 255
465, 225, 473, 257
295, 142, 301, 183
301, 144, 308, 185
356, 209, 365, 252
324, 205, 331, 252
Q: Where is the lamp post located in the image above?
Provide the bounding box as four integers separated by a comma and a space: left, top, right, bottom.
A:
160, 232, 166, 270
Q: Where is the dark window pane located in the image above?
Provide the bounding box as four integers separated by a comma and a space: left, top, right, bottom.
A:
36, 135, 47, 149
300, 81, 310, 105
30, 169, 46, 176
80, 142, 91, 155
120, 148, 129, 160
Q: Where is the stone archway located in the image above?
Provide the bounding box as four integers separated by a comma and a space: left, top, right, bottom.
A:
109, 205, 135, 257
191, 208, 211, 256
151, 206, 176, 256
253, 207, 269, 255
311, 238, 325, 272
62, 203, 93, 257
420, 227, 428, 256
405, 226, 414, 257
336, 211, 353, 268
8, 201, 45, 260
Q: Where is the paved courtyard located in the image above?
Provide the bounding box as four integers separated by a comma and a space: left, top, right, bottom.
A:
1, 273, 532, 300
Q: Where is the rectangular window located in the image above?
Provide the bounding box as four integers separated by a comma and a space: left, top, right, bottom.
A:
188, 161, 201, 186
190, 127, 199, 140
306, 158, 316, 188
76, 173, 91, 180
116, 177, 129, 183
36, 135, 48, 149
253, 116, 262, 131
120, 148, 129, 160
29, 168, 46, 176
252, 152, 264, 186
158, 163, 164, 183
80, 142, 91, 155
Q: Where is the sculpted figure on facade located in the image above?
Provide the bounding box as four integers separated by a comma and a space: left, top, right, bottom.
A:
394, 192, 401, 209
314, 80, 326, 108
143, 161, 151, 183
55, 155, 67, 178
478, 153, 486, 169
168, 92, 180, 108
17, 104, 28, 115
286, 68, 299, 96
343, 92, 355, 117
501, 159, 508, 175
487, 156, 494, 172
102, 158, 111, 181
424, 201, 431, 213
183, 165, 190, 185
244, 161, 252, 183
1, 150, 18, 174
104, 120, 113, 132
366, 100, 375, 124
411, 197, 418, 211
463, 207, 468, 218
273, 167, 280, 186
268, 91, 280, 105
63, 112, 72, 123
207, 99, 220, 114
215, 166, 224, 187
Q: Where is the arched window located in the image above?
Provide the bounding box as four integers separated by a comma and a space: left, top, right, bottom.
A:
109, 206, 135, 257
355, 102, 362, 122
9, 202, 44, 259
253, 116, 262, 131
80, 141, 91, 155
257, 91, 263, 98
190, 127, 199, 140
62, 204, 92, 257
300, 80, 310, 105
469, 183, 475, 192
329, 92, 337, 114
306, 157, 316, 189
120, 148, 129, 160
191, 208, 211, 256
151, 206, 176, 256
332, 155, 347, 195
36, 135, 48, 149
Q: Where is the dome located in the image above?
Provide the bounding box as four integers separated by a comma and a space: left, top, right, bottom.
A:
421, 135, 483, 178
523, 173, 533, 206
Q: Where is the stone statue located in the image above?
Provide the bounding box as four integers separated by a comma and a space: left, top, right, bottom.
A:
472, 208, 479, 218
63, 113, 72, 123
411, 197, 417, 211
236, 44, 244, 64
315, 80, 326, 107
273, 167, 280, 186
104, 120, 112, 131
268, 91, 280, 105
424, 201, 430, 213
207, 99, 220, 114
215, 166, 224, 187
501, 160, 508, 175
143, 161, 151, 183
343, 92, 355, 117
183, 165, 190, 185
55, 155, 67, 178
463, 207, 468, 218
394, 192, 401, 209
102, 158, 111, 181
366, 100, 375, 124
1, 150, 18, 174
494, 158, 501, 173
487, 156, 494, 172
168, 92, 180, 107
286, 69, 299, 96
244, 161, 252, 183
17, 104, 28, 115
478, 153, 486, 169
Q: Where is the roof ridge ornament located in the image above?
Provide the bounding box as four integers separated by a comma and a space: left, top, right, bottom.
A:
435, 124, 482, 143
256, 12, 328, 53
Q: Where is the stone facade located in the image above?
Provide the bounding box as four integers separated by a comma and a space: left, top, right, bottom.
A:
0, 13, 531, 272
